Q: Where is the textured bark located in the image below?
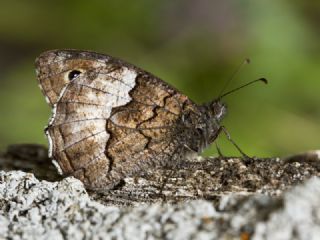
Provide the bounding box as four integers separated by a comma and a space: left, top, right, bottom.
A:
1, 144, 319, 206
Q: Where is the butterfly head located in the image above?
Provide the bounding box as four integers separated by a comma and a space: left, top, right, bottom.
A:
209, 99, 227, 122
196, 99, 227, 148
181, 99, 227, 153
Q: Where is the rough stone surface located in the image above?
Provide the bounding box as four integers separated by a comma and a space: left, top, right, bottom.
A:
253, 177, 320, 240
0, 171, 320, 240
2, 145, 320, 206
1, 145, 320, 239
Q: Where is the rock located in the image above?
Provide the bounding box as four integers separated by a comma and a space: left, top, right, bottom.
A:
253, 177, 320, 240
0, 170, 320, 239
2, 145, 320, 206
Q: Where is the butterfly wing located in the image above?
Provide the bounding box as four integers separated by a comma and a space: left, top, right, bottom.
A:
36, 49, 196, 190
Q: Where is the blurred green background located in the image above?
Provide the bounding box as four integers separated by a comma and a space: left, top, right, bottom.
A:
0, 0, 319, 157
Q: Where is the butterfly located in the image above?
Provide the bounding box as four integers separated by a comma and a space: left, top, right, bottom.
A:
35, 49, 248, 190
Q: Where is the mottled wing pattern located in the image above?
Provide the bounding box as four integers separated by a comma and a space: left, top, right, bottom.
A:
36, 50, 196, 190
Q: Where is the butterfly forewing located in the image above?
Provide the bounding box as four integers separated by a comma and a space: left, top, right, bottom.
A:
36, 49, 197, 190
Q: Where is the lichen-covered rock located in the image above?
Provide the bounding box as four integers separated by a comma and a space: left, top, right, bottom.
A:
0, 171, 221, 239
253, 177, 320, 240
0, 170, 320, 239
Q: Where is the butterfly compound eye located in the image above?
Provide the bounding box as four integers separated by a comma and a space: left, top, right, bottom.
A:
68, 70, 82, 81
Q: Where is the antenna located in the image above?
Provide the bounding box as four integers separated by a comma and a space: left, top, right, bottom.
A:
219, 78, 268, 99
218, 58, 251, 98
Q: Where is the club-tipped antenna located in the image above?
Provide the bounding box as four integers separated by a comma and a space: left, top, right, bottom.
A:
218, 58, 251, 98
219, 78, 268, 99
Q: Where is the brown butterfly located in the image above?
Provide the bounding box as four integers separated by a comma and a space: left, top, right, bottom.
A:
36, 49, 265, 190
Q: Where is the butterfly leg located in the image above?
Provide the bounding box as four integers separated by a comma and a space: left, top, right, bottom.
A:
219, 126, 252, 159
215, 142, 225, 158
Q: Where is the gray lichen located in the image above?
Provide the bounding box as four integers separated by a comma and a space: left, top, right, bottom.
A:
1, 145, 320, 239
1, 170, 320, 240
